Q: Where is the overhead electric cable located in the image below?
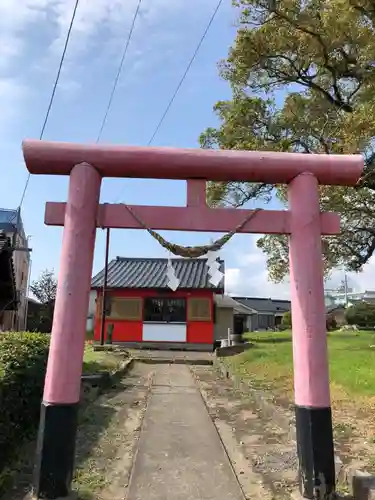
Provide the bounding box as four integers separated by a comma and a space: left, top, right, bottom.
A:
14, 0, 80, 216
147, 0, 224, 146
112, 0, 223, 203
96, 0, 143, 143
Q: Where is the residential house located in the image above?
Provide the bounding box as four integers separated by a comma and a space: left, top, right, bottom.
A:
325, 304, 347, 327
0, 232, 17, 329
91, 257, 225, 350
213, 294, 255, 341
0, 208, 30, 331
233, 297, 291, 331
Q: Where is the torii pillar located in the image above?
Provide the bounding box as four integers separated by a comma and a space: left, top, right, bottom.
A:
22, 140, 363, 500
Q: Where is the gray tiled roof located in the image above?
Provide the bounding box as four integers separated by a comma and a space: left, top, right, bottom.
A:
0, 208, 17, 224
325, 304, 345, 314
234, 297, 291, 314
214, 295, 255, 315
0, 208, 21, 233
91, 257, 225, 290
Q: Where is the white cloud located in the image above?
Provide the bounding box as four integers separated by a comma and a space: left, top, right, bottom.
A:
222, 235, 291, 298
225, 264, 291, 298
0, 0, 226, 134
326, 260, 375, 293
223, 235, 375, 299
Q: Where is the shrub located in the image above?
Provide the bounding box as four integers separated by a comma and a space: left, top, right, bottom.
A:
0, 332, 50, 473
281, 311, 292, 328
326, 316, 337, 331
345, 302, 375, 328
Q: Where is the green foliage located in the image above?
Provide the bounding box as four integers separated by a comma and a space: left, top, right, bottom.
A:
200, 0, 375, 282
0, 332, 50, 474
30, 269, 57, 305
281, 311, 292, 327
345, 302, 375, 327
29, 269, 57, 333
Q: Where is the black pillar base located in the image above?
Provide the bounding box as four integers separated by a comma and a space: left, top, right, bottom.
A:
295, 405, 335, 499
33, 402, 79, 499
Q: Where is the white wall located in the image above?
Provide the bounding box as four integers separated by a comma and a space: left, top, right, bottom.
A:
143, 323, 187, 342
87, 290, 97, 318
214, 307, 234, 341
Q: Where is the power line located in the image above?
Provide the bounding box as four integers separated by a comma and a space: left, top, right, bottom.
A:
96, 0, 142, 143
113, 0, 223, 203
15, 0, 80, 216
147, 0, 224, 146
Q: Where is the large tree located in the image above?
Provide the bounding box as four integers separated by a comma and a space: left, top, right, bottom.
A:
200, 0, 375, 282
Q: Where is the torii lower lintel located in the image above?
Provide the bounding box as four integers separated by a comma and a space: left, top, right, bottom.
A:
44, 201, 341, 235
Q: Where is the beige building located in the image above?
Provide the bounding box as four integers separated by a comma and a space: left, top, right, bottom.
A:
0, 208, 30, 331
214, 295, 255, 342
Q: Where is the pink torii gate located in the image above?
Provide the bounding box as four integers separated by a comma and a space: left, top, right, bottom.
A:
22, 139, 363, 500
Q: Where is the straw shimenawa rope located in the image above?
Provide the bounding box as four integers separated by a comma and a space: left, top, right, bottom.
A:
122, 204, 263, 258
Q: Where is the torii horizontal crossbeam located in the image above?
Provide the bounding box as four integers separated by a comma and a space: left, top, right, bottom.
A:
45, 202, 340, 235
22, 139, 363, 186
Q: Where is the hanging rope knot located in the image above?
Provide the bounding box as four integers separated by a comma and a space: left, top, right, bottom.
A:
120, 204, 263, 257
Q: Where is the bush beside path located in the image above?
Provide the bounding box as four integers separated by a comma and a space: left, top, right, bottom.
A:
0, 332, 126, 497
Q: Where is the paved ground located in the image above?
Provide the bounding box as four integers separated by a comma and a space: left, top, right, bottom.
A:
3, 361, 299, 500
130, 349, 214, 363
126, 364, 245, 500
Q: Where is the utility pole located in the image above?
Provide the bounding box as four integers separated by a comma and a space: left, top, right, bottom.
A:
23, 236, 33, 330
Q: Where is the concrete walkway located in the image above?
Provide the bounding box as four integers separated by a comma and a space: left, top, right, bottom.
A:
127, 364, 245, 500
131, 349, 214, 365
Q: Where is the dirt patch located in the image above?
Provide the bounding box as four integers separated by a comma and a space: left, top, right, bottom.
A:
191, 365, 298, 500
73, 363, 153, 500
0, 363, 154, 500
224, 361, 375, 475
193, 362, 375, 498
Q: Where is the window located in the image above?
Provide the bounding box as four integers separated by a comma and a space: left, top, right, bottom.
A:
144, 297, 186, 323
107, 297, 142, 320
258, 314, 274, 329
188, 298, 212, 321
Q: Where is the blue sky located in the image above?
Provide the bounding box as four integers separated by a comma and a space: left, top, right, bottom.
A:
1, 0, 372, 297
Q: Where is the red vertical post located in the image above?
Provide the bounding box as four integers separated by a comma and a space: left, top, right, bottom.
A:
288, 172, 335, 500
33, 163, 101, 500
186, 179, 206, 207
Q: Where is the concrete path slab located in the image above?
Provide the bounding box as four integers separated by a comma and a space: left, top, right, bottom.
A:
126, 364, 245, 500
131, 349, 213, 364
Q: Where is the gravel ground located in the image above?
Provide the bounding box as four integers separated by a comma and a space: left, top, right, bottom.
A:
191, 364, 299, 500
4, 360, 361, 500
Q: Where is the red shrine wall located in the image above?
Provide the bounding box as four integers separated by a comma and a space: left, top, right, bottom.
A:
93, 288, 215, 345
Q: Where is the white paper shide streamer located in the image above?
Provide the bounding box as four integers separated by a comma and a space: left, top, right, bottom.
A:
205, 250, 224, 287
166, 257, 180, 291
165, 252, 224, 291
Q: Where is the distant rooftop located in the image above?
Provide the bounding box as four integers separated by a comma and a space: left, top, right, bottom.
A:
234, 296, 291, 314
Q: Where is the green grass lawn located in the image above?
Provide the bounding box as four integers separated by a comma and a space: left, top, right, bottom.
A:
82, 344, 125, 375
224, 330, 375, 404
